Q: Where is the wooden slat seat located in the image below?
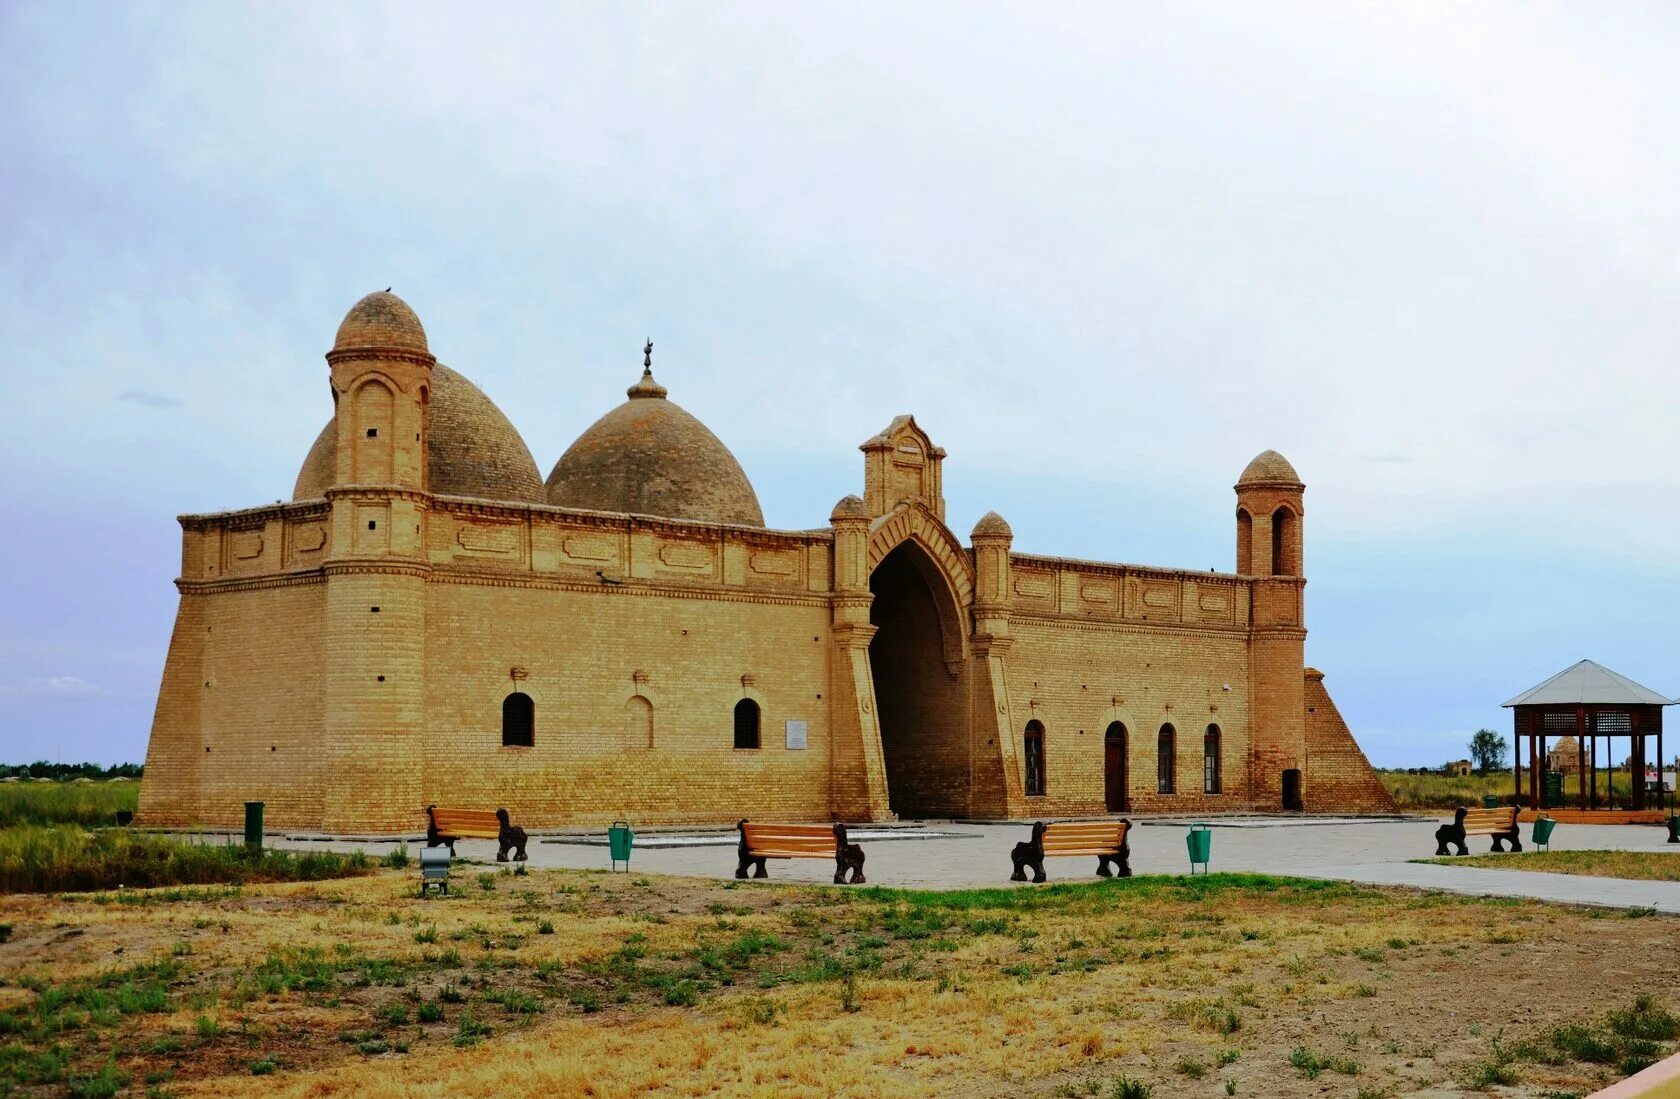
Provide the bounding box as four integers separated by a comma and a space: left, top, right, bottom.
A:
1010, 820, 1132, 882
1433, 805, 1521, 856
424, 804, 528, 862
735, 820, 866, 884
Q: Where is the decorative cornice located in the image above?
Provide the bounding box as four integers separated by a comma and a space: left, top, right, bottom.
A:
323, 560, 432, 578
430, 495, 835, 546
179, 500, 330, 529
177, 569, 326, 595
1009, 610, 1250, 637
426, 568, 832, 608
326, 486, 432, 506
1009, 552, 1247, 587
325, 347, 436, 368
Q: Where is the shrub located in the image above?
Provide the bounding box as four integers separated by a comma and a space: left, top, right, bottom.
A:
1607, 996, 1679, 1042
1107, 1077, 1152, 1099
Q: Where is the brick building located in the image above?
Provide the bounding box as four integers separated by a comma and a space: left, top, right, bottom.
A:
137, 292, 1394, 832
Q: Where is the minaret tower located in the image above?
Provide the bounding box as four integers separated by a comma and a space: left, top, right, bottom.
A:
1235, 450, 1307, 810
320, 291, 435, 832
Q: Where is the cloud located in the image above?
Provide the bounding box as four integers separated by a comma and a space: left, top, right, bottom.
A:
0, 676, 107, 698
117, 390, 182, 409
1359, 454, 1414, 465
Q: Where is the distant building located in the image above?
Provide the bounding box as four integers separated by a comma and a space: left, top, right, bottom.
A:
1545, 736, 1580, 772
1446, 760, 1472, 777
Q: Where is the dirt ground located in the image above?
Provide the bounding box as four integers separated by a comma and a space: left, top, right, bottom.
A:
1, 866, 1675, 1097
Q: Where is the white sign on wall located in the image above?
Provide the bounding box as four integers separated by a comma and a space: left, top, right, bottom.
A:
785, 719, 808, 750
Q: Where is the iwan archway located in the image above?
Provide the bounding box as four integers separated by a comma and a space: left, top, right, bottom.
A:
868, 540, 969, 818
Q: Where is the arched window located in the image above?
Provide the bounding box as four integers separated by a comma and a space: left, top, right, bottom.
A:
1271, 506, 1293, 576
1023, 721, 1046, 797
1203, 724, 1221, 794
733, 699, 760, 750
1236, 507, 1253, 575
502, 692, 534, 748
626, 695, 653, 749
1157, 724, 1176, 794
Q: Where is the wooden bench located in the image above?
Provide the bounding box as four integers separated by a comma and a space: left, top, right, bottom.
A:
425, 805, 528, 862
1434, 805, 1521, 855
735, 820, 866, 884
1010, 819, 1131, 883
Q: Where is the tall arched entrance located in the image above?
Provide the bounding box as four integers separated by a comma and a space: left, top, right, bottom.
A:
869, 541, 967, 818
1103, 722, 1128, 811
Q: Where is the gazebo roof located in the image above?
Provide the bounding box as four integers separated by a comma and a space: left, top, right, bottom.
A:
1502, 659, 1673, 708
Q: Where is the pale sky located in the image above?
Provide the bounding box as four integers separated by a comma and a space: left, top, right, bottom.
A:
3, 3, 1678, 768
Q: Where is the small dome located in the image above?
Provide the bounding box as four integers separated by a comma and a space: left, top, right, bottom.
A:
1237, 449, 1301, 486
546, 367, 764, 526
971, 511, 1013, 539
830, 494, 869, 522
333, 290, 429, 355
293, 364, 544, 503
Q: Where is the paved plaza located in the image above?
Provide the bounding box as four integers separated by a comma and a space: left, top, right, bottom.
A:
257, 814, 1680, 914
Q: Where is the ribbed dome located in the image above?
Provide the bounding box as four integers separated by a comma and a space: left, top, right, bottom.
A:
293, 364, 544, 503
333, 290, 429, 355
1237, 449, 1301, 486
546, 367, 764, 526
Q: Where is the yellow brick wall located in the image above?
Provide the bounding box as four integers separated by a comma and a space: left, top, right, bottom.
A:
138, 493, 1394, 831
1304, 670, 1398, 813
138, 581, 326, 827
1003, 617, 1255, 816
417, 579, 836, 829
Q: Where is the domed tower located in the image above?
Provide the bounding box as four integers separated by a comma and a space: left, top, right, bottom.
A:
320, 291, 437, 832
1235, 450, 1308, 811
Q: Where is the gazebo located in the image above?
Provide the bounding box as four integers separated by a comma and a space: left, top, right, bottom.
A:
1503, 660, 1673, 813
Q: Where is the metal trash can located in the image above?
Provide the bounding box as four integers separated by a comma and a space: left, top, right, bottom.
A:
608, 820, 634, 872
419, 846, 451, 896
1482, 795, 1501, 809
1531, 815, 1557, 851
243, 801, 264, 850
1186, 824, 1212, 875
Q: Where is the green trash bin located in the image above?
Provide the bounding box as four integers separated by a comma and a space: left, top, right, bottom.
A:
243, 801, 264, 850
1186, 824, 1212, 875
1531, 816, 1556, 851
1481, 795, 1501, 809
608, 820, 633, 872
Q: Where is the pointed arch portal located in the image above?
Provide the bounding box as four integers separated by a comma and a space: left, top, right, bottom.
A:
868, 539, 969, 818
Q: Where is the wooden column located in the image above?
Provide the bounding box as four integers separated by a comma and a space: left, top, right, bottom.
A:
1512, 712, 1522, 805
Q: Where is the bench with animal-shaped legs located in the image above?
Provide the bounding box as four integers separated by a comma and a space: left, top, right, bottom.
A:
734, 820, 866, 884
425, 805, 528, 861
1010, 819, 1131, 883
1433, 806, 1521, 856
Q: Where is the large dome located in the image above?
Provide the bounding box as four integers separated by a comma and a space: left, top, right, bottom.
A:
293, 364, 545, 503
545, 365, 764, 526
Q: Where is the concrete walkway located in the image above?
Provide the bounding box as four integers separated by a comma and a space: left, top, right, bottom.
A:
260, 814, 1680, 913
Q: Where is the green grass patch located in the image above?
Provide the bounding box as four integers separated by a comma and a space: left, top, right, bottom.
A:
0, 780, 139, 829
0, 826, 374, 893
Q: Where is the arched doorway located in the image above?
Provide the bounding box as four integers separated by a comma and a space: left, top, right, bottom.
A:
869, 541, 966, 818
1104, 722, 1127, 811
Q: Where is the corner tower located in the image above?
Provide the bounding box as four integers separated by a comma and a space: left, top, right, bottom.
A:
320, 291, 435, 832
1236, 450, 1308, 810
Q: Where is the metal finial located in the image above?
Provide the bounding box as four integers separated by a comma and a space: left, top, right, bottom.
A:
643, 339, 653, 374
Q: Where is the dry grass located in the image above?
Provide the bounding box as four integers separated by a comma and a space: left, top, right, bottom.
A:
0, 867, 1676, 1097
1380, 769, 1638, 811
1431, 848, 1680, 882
